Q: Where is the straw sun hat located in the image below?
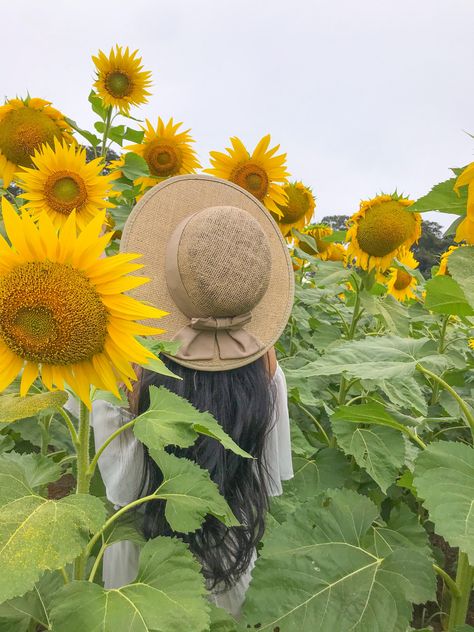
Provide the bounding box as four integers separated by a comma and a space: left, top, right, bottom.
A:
121, 174, 294, 371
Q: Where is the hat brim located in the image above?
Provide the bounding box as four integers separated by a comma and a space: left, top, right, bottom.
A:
120, 174, 294, 371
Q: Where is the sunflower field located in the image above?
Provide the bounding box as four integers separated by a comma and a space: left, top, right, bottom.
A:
0, 45, 473, 632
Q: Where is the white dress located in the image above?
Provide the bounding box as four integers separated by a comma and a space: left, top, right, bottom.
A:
90, 364, 293, 618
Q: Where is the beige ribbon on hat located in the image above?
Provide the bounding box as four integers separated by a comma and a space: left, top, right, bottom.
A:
165, 214, 263, 362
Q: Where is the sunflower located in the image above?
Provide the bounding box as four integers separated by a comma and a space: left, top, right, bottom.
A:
92, 45, 152, 114
454, 162, 474, 213
437, 245, 458, 276
0, 97, 73, 187
346, 194, 422, 271
274, 182, 315, 236
298, 224, 334, 260
455, 217, 474, 244
17, 139, 117, 230
327, 242, 347, 262
469, 339, 474, 350
205, 135, 289, 214
0, 199, 166, 407
386, 248, 419, 302
126, 117, 201, 193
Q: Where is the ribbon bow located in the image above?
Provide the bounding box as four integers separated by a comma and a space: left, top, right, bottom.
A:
173, 313, 262, 361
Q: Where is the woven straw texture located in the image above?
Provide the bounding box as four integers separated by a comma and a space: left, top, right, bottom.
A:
121, 174, 294, 371
180, 206, 271, 317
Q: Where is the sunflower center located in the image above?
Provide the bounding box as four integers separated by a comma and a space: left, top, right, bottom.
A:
105, 71, 133, 98
278, 186, 311, 224
44, 170, 88, 214
0, 107, 62, 167
0, 261, 108, 365
230, 163, 269, 201
393, 269, 412, 290
144, 141, 182, 177
356, 200, 417, 257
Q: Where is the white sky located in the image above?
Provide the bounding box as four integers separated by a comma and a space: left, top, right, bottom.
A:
4, 0, 474, 229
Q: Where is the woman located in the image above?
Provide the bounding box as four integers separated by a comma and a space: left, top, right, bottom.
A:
92, 174, 295, 617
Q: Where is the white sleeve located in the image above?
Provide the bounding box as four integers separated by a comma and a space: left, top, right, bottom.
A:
264, 363, 294, 497
91, 400, 144, 507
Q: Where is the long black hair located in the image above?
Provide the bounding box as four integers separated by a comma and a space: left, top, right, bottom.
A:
137, 354, 276, 591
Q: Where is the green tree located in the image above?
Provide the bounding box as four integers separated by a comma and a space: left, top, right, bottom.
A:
321, 214, 349, 231
412, 220, 453, 277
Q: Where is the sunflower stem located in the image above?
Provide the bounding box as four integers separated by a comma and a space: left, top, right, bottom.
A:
430, 315, 449, 405
417, 364, 474, 442
446, 552, 474, 630
295, 402, 330, 445
56, 406, 79, 446
76, 401, 91, 494
433, 564, 461, 599
88, 538, 107, 583
101, 107, 113, 158
39, 414, 53, 456
74, 400, 92, 581
84, 492, 160, 565
336, 281, 362, 410
87, 417, 137, 478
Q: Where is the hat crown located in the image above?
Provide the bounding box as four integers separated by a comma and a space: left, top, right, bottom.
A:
178, 205, 272, 317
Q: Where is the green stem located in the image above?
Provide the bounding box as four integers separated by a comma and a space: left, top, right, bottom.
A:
403, 426, 427, 450
59, 566, 70, 585
348, 291, 362, 341
87, 417, 136, 478
338, 375, 348, 406
27, 619, 37, 632
88, 538, 107, 583
74, 401, 92, 581
337, 281, 363, 409
447, 551, 474, 630
76, 402, 91, 495
417, 364, 474, 441
101, 107, 113, 158
56, 406, 79, 446
431, 315, 449, 405
85, 493, 158, 563
39, 415, 53, 456
433, 564, 461, 599
328, 304, 351, 338
295, 402, 330, 445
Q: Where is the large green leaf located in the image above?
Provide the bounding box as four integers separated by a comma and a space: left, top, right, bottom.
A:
448, 246, 474, 308
151, 450, 238, 532
409, 175, 468, 215
0, 570, 62, 631
413, 441, 474, 563
285, 449, 351, 501
377, 376, 428, 416
1, 452, 61, 488
0, 391, 68, 423
285, 336, 449, 381
134, 386, 250, 458
424, 275, 474, 316
331, 411, 406, 492
121, 152, 150, 180
243, 489, 435, 631
209, 604, 240, 631
0, 455, 106, 601
269, 449, 351, 524
371, 504, 432, 558
50, 537, 209, 632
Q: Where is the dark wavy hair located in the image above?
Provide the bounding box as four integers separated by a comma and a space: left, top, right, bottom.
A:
137, 354, 276, 591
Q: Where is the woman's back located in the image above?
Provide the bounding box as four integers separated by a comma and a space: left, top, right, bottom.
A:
92, 358, 293, 617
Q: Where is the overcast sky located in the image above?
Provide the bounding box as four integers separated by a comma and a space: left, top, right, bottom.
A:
4, 0, 473, 229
